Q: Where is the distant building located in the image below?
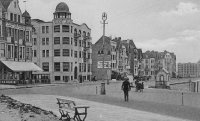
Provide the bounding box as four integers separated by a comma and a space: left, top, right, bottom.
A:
141, 50, 176, 79
177, 62, 200, 78
0, 0, 42, 84
92, 36, 114, 80
92, 36, 141, 80
32, 2, 92, 83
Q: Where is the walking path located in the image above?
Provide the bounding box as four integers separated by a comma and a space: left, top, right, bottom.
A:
10, 94, 189, 121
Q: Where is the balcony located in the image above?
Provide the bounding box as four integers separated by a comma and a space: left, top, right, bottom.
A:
74, 33, 81, 38
83, 35, 91, 40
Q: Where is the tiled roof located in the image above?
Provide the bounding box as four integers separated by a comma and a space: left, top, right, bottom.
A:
22, 10, 30, 17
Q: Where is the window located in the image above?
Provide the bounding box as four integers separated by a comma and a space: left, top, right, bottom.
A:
75, 39, 77, 46
84, 63, 86, 72
18, 15, 20, 23
54, 62, 60, 71
71, 26, 73, 33
46, 38, 49, 45
88, 53, 91, 59
42, 50, 45, 57
42, 38, 45, 45
71, 62, 73, 72
54, 37, 60, 44
79, 63, 82, 72
10, 13, 13, 21
63, 62, 70, 72
34, 50, 37, 57
42, 62, 49, 72
46, 50, 49, 57
14, 14, 17, 22
42, 26, 45, 33
71, 50, 73, 57
33, 38, 37, 45
63, 37, 70, 44
46, 26, 49, 33
63, 49, 69, 56
54, 49, 60, 56
55, 76, 60, 81
79, 40, 82, 47
54, 25, 60, 32
0, 43, 5, 57
14, 2, 17, 8
88, 64, 91, 72
19, 30, 23, 39
71, 38, 73, 45
26, 31, 29, 42
62, 25, 69, 32
74, 51, 78, 58
79, 51, 82, 58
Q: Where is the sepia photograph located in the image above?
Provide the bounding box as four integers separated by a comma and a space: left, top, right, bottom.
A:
0, 0, 200, 121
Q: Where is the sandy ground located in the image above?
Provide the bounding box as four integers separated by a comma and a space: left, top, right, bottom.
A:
0, 95, 60, 121
10, 94, 190, 121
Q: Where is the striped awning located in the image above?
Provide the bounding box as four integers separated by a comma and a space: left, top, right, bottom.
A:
0, 60, 43, 72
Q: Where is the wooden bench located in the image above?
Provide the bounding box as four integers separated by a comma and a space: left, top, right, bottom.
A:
56, 98, 89, 121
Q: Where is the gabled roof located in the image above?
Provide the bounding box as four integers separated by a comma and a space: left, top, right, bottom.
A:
32, 19, 45, 23
95, 36, 111, 45
22, 10, 31, 18
0, 0, 13, 10
0, 1, 6, 12
81, 23, 91, 30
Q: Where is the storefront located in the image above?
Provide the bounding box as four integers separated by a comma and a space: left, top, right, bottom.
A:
0, 60, 45, 85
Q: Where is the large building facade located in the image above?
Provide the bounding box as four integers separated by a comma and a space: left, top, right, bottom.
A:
141, 50, 176, 79
32, 2, 92, 82
0, 0, 42, 84
178, 62, 200, 78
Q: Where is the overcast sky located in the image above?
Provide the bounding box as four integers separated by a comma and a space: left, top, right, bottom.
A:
19, 0, 200, 63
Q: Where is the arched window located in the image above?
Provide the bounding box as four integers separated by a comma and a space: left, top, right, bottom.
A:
87, 32, 90, 37
74, 29, 77, 34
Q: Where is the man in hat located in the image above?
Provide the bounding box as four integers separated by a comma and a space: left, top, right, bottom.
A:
121, 78, 131, 102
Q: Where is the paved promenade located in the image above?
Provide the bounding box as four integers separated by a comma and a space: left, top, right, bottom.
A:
10, 94, 188, 121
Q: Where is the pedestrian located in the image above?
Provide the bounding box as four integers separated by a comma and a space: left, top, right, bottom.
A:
135, 78, 139, 92
141, 82, 144, 92
121, 78, 131, 102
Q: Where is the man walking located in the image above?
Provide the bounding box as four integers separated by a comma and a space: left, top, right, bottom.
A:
121, 78, 131, 102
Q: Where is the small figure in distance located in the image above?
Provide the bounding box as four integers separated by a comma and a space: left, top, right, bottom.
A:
121, 78, 131, 102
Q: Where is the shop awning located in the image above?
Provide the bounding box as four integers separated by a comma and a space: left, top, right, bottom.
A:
0, 60, 43, 72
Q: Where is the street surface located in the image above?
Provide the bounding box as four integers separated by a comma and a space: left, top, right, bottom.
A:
0, 82, 200, 121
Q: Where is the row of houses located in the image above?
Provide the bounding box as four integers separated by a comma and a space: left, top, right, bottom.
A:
92, 37, 143, 80
92, 37, 177, 81
0, 0, 177, 85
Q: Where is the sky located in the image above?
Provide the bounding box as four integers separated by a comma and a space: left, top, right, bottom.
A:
18, 0, 200, 63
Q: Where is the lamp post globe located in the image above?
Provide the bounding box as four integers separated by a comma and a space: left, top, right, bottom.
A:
102, 12, 107, 21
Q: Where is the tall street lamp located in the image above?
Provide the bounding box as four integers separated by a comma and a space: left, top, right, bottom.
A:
101, 12, 108, 84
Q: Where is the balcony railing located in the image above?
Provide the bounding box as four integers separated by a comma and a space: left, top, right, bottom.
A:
83, 35, 91, 40
74, 33, 81, 38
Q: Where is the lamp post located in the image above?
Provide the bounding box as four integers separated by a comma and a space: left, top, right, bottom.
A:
102, 12, 107, 81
